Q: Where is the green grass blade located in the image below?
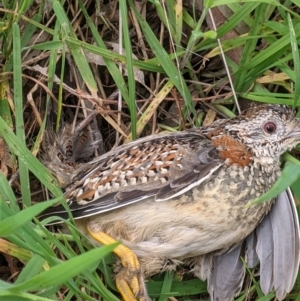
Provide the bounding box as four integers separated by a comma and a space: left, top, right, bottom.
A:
0, 116, 62, 197
0, 172, 19, 212
120, 0, 136, 139
77, 0, 130, 104
287, 13, 300, 107
128, 0, 196, 116
15, 254, 46, 284
0, 198, 63, 236
234, 3, 268, 91
0, 289, 55, 301
12, 22, 31, 207
51, 0, 98, 95
158, 272, 174, 301
11, 243, 118, 291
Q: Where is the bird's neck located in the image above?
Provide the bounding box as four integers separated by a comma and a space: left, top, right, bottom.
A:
209, 134, 252, 167
252, 156, 281, 176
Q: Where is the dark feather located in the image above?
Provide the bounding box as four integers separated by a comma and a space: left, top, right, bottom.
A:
40, 191, 154, 220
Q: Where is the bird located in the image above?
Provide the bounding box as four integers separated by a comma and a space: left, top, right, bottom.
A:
40, 104, 300, 301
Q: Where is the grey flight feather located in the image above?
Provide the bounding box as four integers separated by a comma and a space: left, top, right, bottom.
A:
246, 231, 259, 268
270, 188, 300, 300
256, 188, 300, 300
208, 243, 245, 301
256, 204, 274, 295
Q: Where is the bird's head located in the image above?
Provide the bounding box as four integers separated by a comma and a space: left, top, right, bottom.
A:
222, 105, 300, 164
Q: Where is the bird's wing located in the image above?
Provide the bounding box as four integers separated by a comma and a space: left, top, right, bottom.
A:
208, 243, 245, 301
245, 231, 259, 268
40, 129, 223, 220
256, 204, 274, 294
257, 188, 300, 300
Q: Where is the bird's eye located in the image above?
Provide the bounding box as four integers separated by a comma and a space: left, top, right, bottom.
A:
263, 122, 276, 134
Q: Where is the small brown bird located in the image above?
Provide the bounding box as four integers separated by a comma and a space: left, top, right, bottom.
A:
41, 105, 300, 301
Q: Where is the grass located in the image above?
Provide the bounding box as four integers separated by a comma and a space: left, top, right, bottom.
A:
0, 0, 300, 300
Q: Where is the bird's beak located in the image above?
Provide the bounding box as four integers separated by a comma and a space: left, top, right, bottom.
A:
287, 121, 300, 139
